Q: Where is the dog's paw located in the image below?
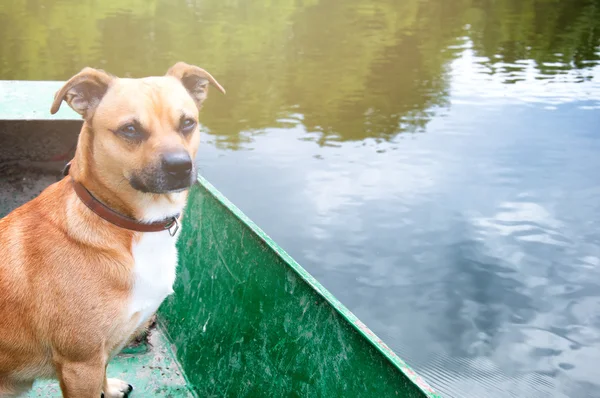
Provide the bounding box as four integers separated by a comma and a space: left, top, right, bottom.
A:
102, 378, 134, 398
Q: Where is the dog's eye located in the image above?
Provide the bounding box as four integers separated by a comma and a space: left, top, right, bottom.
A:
116, 124, 144, 141
180, 118, 196, 135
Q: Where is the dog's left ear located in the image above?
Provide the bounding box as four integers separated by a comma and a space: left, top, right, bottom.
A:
50, 67, 114, 119
166, 62, 226, 107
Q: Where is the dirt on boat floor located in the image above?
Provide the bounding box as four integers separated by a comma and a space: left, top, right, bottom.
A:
28, 327, 193, 397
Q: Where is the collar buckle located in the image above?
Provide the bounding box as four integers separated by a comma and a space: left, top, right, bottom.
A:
166, 217, 180, 237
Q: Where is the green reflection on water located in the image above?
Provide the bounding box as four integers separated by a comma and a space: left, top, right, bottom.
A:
0, 0, 598, 147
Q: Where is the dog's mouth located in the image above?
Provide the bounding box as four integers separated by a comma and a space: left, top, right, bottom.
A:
129, 168, 195, 194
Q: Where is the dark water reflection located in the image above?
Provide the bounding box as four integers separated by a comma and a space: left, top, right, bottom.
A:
2, 0, 600, 396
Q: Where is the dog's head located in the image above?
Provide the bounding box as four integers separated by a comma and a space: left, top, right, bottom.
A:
50, 62, 225, 196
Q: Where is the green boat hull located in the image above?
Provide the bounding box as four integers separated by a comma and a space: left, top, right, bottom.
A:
0, 81, 439, 398
159, 176, 438, 397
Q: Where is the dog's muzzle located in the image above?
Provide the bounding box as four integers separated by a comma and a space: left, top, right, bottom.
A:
129, 150, 195, 194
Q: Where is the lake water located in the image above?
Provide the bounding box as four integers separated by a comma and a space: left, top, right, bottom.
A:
1, 0, 600, 397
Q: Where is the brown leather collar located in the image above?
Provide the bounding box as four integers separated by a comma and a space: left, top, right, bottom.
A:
70, 175, 180, 236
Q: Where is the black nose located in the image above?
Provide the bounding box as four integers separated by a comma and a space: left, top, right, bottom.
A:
162, 151, 192, 181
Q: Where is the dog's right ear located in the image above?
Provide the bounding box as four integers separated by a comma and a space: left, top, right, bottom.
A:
50, 67, 114, 119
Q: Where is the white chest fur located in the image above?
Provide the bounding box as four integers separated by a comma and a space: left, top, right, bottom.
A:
129, 230, 178, 329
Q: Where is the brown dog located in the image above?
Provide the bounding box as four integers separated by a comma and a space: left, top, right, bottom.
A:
0, 62, 225, 397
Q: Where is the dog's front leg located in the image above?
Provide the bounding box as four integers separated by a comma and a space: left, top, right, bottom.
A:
54, 353, 105, 398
